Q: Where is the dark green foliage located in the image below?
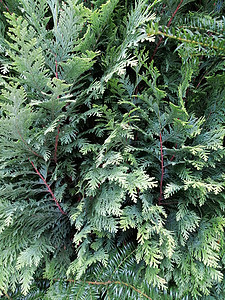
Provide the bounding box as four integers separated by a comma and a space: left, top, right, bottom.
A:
0, 0, 225, 299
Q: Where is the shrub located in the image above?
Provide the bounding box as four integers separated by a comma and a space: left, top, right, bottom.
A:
0, 0, 225, 298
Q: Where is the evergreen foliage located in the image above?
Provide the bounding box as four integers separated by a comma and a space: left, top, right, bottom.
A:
0, 0, 225, 299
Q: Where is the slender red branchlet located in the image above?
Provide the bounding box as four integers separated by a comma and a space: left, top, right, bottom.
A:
167, 0, 184, 28
170, 143, 177, 162
196, 70, 208, 89
29, 158, 66, 215
0, 0, 9, 12
151, 0, 184, 62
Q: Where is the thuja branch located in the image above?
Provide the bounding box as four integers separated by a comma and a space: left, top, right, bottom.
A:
1, 289, 11, 300
29, 158, 66, 215
55, 54, 59, 79
54, 55, 60, 164
158, 132, 164, 205
54, 125, 60, 164
151, 0, 183, 61
170, 144, 177, 162
16, 128, 43, 159
0, 0, 9, 12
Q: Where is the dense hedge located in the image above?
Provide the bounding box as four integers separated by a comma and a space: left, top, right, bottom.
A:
0, 0, 225, 299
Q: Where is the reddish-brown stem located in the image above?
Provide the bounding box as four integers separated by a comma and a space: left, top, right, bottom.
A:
170, 143, 177, 162
170, 155, 175, 161
196, 70, 208, 89
167, 0, 184, 28
134, 132, 138, 141
29, 158, 66, 215
150, 36, 164, 62
151, 0, 184, 62
158, 132, 164, 205
159, 3, 166, 15
0, 0, 9, 12
2, 290, 11, 300
54, 125, 60, 164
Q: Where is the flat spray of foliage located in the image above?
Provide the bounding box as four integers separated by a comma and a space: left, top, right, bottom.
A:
0, 0, 225, 299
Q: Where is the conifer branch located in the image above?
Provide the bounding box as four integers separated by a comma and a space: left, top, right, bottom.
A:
61, 279, 152, 300
167, 0, 184, 28
111, 248, 137, 277
29, 159, 66, 215
158, 132, 164, 205
196, 70, 209, 89
55, 54, 59, 80
154, 31, 225, 52
1, 0, 225, 297
16, 129, 43, 159
0, 0, 9, 12
54, 55, 60, 164
178, 25, 221, 36
170, 144, 177, 162
54, 125, 60, 164
1, 289, 11, 300
151, 0, 183, 61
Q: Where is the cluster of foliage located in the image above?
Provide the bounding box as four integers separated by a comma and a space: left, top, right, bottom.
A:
0, 0, 225, 299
